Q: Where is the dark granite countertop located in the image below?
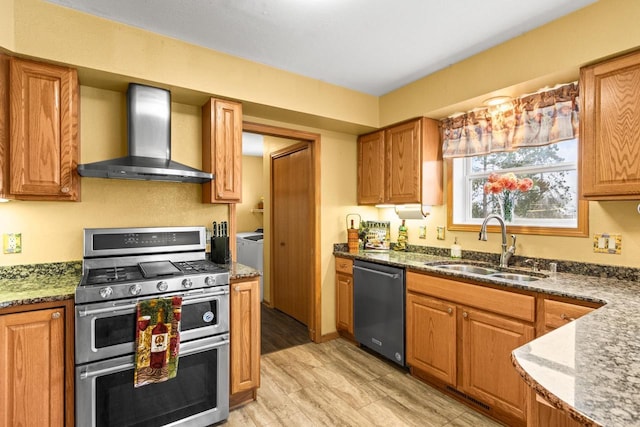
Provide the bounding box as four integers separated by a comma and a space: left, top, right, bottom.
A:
0, 261, 259, 310
334, 249, 640, 426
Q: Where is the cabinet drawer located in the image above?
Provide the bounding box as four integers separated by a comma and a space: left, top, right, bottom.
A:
335, 257, 353, 275
407, 271, 535, 322
544, 299, 594, 330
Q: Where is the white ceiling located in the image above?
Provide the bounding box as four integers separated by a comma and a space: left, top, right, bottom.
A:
46, 0, 596, 96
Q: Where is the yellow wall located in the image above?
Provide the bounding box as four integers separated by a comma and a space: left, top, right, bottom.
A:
236, 156, 264, 233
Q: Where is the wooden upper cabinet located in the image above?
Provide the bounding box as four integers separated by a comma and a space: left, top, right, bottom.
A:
357, 117, 442, 205
0, 54, 9, 199
6, 57, 79, 201
385, 119, 421, 204
581, 49, 640, 199
357, 130, 385, 204
202, 98, 242, 203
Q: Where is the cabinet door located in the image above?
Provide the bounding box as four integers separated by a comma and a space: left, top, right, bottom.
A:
581, 49, 640, 199
385, 119, 421, 204
542, 299, 595, 335
460, 306, 534, 423
529, 393, 584, 427
202, 98, 243, 203
406, 293, 456, 386
335, 272, 353, 334
9, 57, 79, 201
230, 278, 261, 394
357, 130, 385, 204
0, 54, 9, 199
0, 307, 65, 427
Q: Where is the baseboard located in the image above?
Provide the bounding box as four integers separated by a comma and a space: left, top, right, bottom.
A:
318, 331, 340, 343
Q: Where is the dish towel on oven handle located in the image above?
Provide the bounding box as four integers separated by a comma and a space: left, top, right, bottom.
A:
134, 296, 183, 388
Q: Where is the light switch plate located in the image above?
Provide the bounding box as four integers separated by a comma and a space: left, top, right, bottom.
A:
593, 233, 621, 254
3, 233, 22, 254
418, 226, 426, 239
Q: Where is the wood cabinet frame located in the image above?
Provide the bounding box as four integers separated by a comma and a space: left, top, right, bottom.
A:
357, 117, 442, 206
0, 299, 74, 427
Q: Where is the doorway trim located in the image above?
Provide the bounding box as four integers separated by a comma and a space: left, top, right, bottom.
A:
242, 121, 321, 343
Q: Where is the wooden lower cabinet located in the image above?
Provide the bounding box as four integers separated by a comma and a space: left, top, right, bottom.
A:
0, 299, 74, 427
460, 306, 534, 424
541, 298, 596, 335
406, 271, 534, 426
229, 276, 261, 408
406, 293, 456, 385
528, 393, 585, 427
335, 257, 354, 338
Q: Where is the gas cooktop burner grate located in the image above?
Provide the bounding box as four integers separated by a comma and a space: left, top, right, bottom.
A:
85, 266, 143, 285
174, 260, 227, 273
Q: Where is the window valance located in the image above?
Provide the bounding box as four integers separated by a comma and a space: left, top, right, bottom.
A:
441, 82, 579, 158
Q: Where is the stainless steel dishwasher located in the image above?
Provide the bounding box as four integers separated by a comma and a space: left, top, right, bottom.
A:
353, 259, 405, 366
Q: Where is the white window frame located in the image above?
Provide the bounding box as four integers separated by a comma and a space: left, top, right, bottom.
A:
448, 139, 588, 236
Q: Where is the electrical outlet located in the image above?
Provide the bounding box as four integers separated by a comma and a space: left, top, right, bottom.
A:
3, 233, 22, 254
593, 233, 621, 254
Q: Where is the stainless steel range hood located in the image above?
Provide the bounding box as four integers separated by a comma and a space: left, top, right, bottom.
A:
78, 83, 213, 183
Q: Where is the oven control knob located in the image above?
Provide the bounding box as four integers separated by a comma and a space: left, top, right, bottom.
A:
205, 276, 216, 286
182, 278, 193, 289
129, 284, 142, 296
157, 281, 169, 292
99, 286, 113, 299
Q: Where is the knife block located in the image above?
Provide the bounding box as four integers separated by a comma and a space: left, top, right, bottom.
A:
211, 237, 230, 265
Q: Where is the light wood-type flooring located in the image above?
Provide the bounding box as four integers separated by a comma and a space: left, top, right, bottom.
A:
225, 306, 501, 427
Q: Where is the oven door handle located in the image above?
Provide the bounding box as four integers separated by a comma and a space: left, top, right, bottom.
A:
180, 336, 230, 357
78, 304, 137, 317
79, 362, 135, 380
183, 293, 228, 306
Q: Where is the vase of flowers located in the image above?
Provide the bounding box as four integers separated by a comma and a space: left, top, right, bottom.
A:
483, 172, 533, 222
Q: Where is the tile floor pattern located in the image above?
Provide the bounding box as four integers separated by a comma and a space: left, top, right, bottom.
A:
225, 338, 502, 426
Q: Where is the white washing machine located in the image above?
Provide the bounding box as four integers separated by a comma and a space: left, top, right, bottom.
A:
236, 230, 264, 301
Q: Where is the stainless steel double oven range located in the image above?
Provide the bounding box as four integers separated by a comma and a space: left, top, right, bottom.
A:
75, 226, 230, 427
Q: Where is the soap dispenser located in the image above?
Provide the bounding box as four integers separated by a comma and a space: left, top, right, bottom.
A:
451, 237, 462, 258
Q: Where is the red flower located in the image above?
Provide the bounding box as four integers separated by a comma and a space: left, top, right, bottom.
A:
483, 173, 532, 195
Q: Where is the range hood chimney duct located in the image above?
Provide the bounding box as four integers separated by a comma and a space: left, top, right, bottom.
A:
77, 83, 213, 183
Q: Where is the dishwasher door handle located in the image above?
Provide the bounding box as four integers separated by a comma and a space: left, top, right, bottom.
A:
353, 265, 400, 279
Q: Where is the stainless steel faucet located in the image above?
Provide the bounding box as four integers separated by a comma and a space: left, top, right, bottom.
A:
479, 213, 516, 268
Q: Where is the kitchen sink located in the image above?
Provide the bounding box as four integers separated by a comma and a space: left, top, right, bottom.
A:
432, 264, 498, 275
489, 272, 540, 282
431, 264, 542, 282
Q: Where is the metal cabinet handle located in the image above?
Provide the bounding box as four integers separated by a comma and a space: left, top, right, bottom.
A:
447, 307, 453, 315
51, 312, 61, 319
346, 279, 351, 284
462, 311, 468, 318
560, 313, 576, 322
234, 285, 240, 292
339, 263, 347, 268
61, 187, 70, 194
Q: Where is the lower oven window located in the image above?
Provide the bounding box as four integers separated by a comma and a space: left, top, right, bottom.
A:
95, 351, 218, 427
